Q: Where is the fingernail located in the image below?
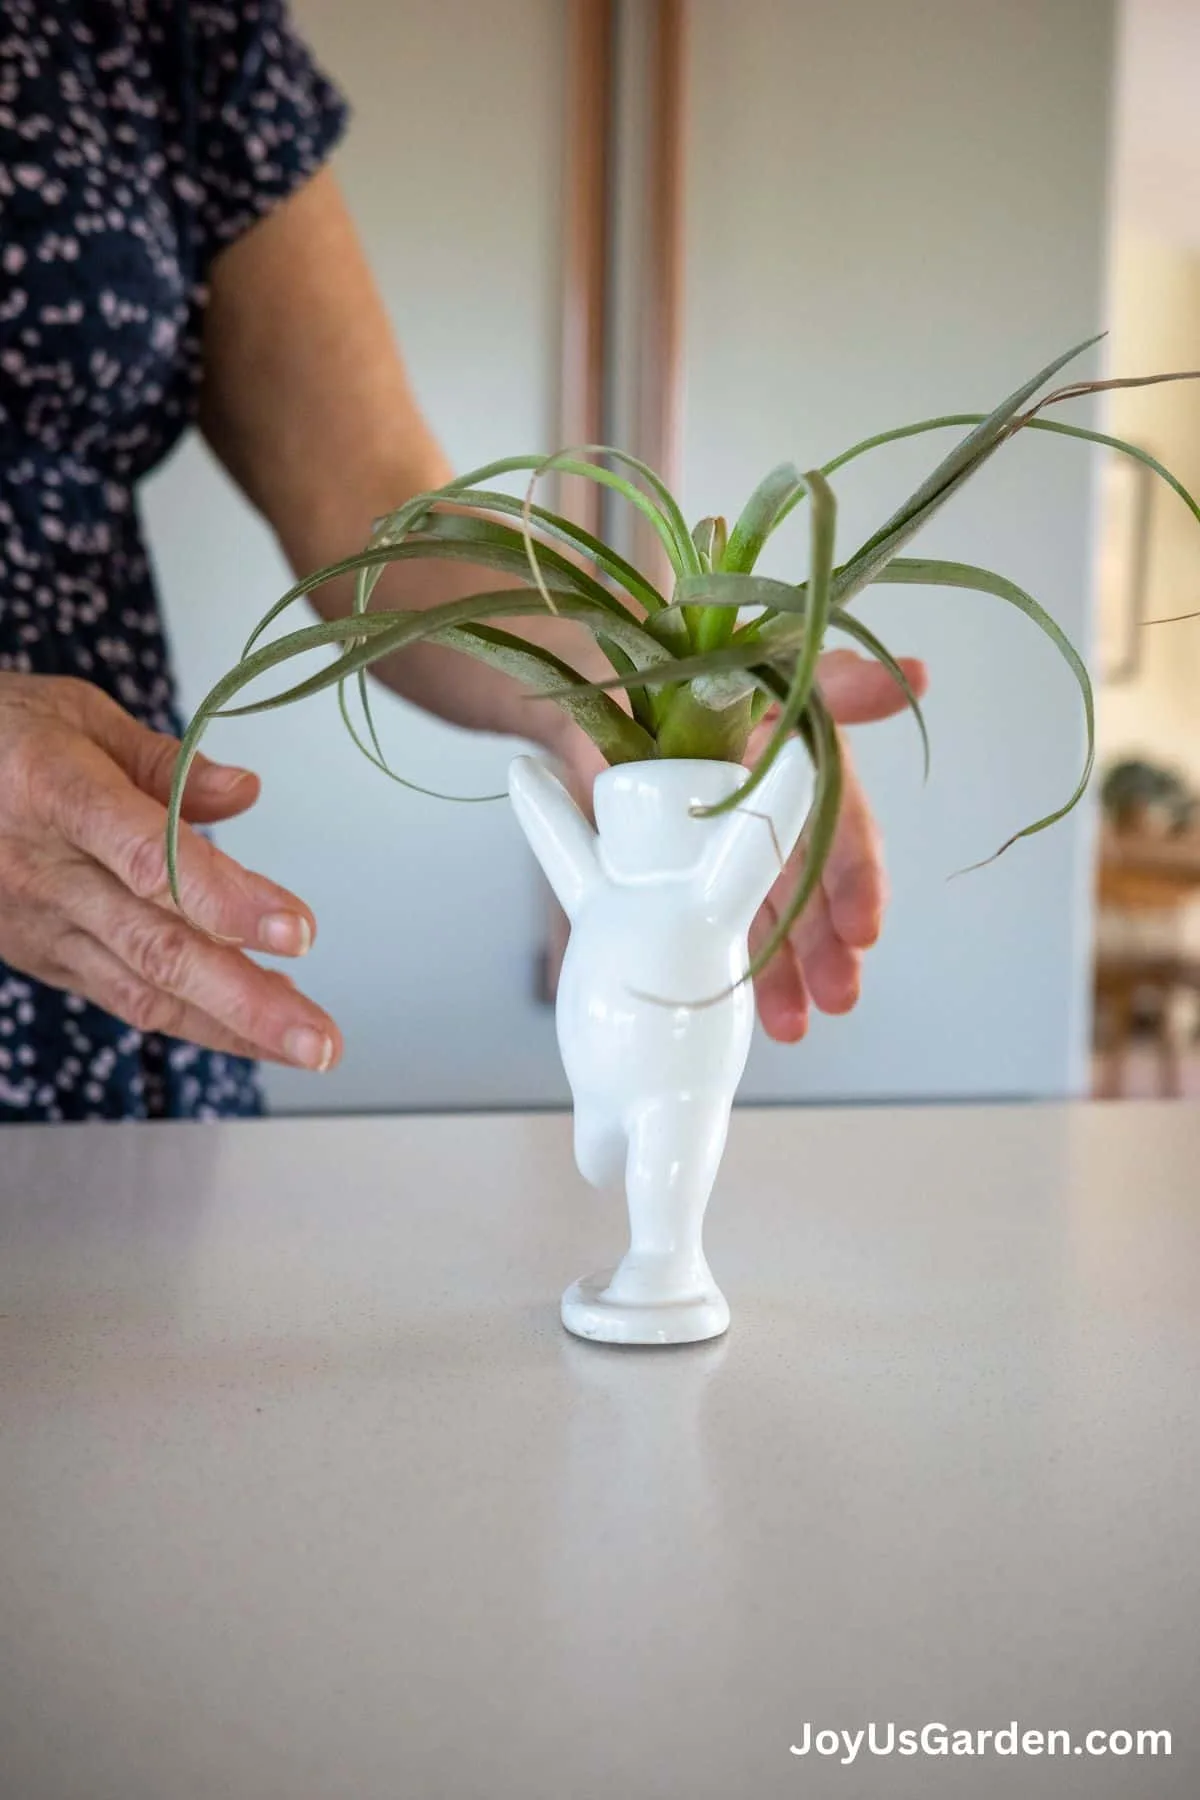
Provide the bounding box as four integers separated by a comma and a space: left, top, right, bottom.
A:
259, 912, 312, 956
283, 1027, 334, 1071
199, 763, 256, 793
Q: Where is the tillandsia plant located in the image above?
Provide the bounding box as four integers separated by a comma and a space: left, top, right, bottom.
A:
166, 334, 1200, 984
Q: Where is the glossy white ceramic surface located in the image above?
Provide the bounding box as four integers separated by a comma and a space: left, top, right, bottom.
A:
509, 746, 813, 1343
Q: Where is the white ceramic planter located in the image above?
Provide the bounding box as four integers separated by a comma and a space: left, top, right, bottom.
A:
508, 743, 813, 1346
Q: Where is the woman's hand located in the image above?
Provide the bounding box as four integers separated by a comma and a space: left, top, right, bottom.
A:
0, 675, 341, 1070
745, 648, 929, 1041
552, 648, 929, 1043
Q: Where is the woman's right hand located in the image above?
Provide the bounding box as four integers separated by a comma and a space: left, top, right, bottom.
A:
0, 674, 342, 1070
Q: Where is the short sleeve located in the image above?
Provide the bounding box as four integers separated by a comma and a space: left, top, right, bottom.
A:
186, 0, 349, 263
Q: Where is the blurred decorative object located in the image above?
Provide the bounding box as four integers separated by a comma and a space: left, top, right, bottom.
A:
1093, 810, 1200, 1098
1100, 755, 1196, 836
1096, 448, 1153, 683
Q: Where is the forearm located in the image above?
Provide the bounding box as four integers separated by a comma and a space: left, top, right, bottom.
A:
290, 490, 609, 754
198, 171, 605, 755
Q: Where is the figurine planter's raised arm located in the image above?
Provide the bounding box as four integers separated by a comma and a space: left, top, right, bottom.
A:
167, 336, 1200, 1347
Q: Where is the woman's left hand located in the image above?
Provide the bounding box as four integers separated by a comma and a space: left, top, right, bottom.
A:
552, 647, 928, 1043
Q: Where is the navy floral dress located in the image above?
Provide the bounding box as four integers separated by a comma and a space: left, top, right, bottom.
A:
0, 0, 346, 1120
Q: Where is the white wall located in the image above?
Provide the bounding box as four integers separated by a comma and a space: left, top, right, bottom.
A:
145, 0, 1115, 1112
681, 0, 1115, 1102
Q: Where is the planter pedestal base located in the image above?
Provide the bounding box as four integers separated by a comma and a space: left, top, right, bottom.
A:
561, 1268, 731, 1346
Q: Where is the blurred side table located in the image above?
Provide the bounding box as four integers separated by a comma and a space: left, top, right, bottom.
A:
1094, 824, 1200, 1097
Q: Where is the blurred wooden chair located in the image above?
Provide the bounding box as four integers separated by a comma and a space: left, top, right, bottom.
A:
1094, 825, 1200, 1098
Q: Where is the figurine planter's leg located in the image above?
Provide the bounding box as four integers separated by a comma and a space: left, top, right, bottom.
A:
613, 1094, 730, 1299
573, 1102, 625, 1190
560, 1093, 732, 1347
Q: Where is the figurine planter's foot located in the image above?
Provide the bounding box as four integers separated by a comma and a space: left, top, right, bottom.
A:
561, 1262, 731, 1346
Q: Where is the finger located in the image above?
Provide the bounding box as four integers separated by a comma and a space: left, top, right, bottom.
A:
749, 895, 810, 1043
43, 738, 316, 955
175, 764, 262, 826
46, 927, 280, 1064
819, 738, 888, 949
818, 649, 928, 724
52, 676, 262, 824
771, 871, 862, 1016
40, 852, 342, 1070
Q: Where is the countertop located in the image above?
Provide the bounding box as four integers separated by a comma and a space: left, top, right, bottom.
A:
1, 1103, 1197, 1799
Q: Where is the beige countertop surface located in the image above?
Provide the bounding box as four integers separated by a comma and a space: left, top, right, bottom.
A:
1, 1103, 1197, 1799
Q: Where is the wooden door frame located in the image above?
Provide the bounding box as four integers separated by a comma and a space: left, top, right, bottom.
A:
541, 0, 688, 1004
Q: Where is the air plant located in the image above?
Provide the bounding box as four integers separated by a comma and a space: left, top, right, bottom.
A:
167, 335, 1200, 982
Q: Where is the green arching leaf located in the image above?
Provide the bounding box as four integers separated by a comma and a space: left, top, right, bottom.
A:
339, 682, 503, 802
219, 593, 673, 721
434, 623, 657, 765
821, 413, 983, 482
205, 606, 532, 724
366, 479, 668, 613
218, 608, 657, 763
841, 335, 1102, 577
825, 336, 1109, 611
237, 495, 654, 665
509, 445, 699, 580
824, 610, 930, 779
167, 610, 476, 905
634, 682, 836, 1008
398, 513, 640, 619
821, 408, 1200, 541
333, 679, 504, 804
641, 601, 693, 657
440, 488, 667, 614
367, 447, 694, 578
348, 561, 390, 778
328, 492, 669, 782
676, 570, 805, 613
811, 371, 1200, 599
166, 592, 665, 907
533, 631, 803, 699
1008, 419, 1200, 533
236, 515, 653, 675
695, 468, 837, 821
540, 444, 702, 577
869, 556, 1094, 858
595, 632, 658, 735
177, 341, 1200, 933
761, 694, 841, 965
240, 545, 413, 661
656, 581, 928, 781
740, 680, 842, 985
723, 462, 808, 574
